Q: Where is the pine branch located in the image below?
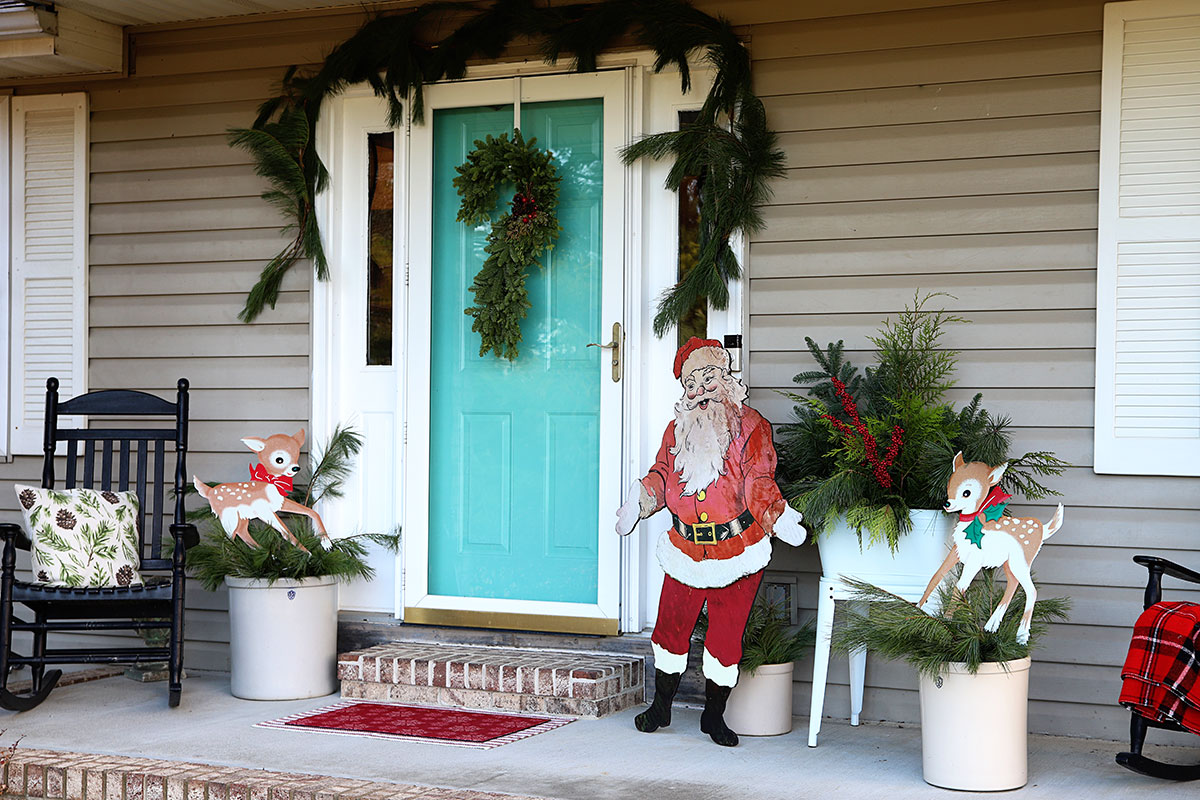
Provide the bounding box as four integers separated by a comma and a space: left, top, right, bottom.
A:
234, 0, 784, 338
776, 292, 1071, 540
832, 574, 1071, 678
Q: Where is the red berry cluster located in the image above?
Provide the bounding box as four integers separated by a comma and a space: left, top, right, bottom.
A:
821, 377, 904, 489
511, 191, 539, 223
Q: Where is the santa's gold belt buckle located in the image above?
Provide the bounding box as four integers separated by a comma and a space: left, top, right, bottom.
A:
691, 522, 718, 544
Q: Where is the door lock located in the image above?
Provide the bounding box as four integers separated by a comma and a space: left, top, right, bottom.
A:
587, 321, 623, 383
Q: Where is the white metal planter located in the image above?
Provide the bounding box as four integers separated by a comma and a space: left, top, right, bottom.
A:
817, 508, 952, 586
724, 661, 794, 736
225, 576, 339, 700
918, 657, 1031, 791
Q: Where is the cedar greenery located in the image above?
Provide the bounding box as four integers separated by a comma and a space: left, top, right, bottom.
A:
186, 425, 400, 591
832, 575, 1071, 678
454, 131, 561, 359
229, 0, 784, 337
776, 293, 1069, 550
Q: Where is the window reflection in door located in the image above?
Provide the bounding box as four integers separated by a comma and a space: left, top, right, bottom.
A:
676, 110, 706, 346
367, 132, 394, 365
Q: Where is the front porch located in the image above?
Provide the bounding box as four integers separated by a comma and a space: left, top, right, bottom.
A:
1, 670, 1192, 800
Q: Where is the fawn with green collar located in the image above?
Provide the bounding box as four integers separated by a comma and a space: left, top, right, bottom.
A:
919, 452, 1064, 645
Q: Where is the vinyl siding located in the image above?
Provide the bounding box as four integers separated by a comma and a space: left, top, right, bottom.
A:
0, 0, 1190, 741
2, 11, 367, 672
740, 0, 1199, 742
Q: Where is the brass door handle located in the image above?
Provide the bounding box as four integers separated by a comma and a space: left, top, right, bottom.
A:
587, 321, 623, 383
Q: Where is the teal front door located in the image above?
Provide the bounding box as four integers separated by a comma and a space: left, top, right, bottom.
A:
405, 74, 625, 633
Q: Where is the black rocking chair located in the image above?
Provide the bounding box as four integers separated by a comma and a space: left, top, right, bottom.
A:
1116, 555, 1200, 781
0, 378, 199, 710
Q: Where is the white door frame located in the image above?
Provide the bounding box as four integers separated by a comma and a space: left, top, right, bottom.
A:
312, 56, 741, 634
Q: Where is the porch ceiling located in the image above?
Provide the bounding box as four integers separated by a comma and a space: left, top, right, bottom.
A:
54, 0, 414, 27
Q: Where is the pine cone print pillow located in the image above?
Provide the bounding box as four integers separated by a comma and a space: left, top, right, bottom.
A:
13, 485, 143, 588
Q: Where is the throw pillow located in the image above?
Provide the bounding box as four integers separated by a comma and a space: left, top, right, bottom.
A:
15, 485, 143, 588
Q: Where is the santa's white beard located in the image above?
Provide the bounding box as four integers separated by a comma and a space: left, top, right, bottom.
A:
671, 386, 744, 496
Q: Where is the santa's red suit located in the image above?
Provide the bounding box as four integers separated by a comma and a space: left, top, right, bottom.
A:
618, 337, 801, 746
641, 401, 786, 685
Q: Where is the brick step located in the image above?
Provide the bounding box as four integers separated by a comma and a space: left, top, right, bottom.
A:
337, 642, 645, 718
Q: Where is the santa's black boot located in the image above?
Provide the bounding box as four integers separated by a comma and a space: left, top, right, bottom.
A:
699, 679, 739, 746
635, 669, 682, 732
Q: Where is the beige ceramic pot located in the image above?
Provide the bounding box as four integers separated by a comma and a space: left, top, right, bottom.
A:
226, 575, 338, 700
918, 657, 1031, 791
723, 661, 795, 736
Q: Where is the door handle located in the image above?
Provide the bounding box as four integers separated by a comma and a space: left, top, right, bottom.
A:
587, 321, 623, 383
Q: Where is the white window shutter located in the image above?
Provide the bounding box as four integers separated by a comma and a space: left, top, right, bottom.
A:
1095, 0, 1200, 476
10, 93, 88, 456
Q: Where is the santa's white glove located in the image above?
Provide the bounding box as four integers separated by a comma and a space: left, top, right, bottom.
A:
772, 503, 806, 546
615, 480, 643, 537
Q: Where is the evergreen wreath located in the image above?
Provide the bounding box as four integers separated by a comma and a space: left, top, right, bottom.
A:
454, 130, 561, 360
228, 0, 785, 336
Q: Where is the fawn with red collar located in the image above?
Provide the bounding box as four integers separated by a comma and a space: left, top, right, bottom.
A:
193, 429, 328, 552
918, 452, 1064, 644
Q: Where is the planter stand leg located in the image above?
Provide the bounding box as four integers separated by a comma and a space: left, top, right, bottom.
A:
808, 580, 837, 747
849, 645, 866, 726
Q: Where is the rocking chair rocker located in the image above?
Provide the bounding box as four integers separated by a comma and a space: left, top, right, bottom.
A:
1116, 555, 1200, 781
0, 378, 198, 711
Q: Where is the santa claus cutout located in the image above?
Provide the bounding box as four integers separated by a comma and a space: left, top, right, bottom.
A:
617, 337, 806, 746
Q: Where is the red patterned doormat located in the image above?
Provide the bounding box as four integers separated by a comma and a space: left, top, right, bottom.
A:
256, 700, 574, 749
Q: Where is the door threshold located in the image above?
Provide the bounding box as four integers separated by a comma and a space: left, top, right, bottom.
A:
339, 611, 651, 658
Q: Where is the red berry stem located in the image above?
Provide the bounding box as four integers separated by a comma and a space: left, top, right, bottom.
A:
821, 377, 904, 490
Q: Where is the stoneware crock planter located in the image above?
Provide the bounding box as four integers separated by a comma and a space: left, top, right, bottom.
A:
918, 657, 1031, 791
724, 661, 794, 736
226, 575, 338, 700
817, 508, 953, 586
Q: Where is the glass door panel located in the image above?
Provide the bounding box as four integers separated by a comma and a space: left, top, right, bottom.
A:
427, 98, 604, 604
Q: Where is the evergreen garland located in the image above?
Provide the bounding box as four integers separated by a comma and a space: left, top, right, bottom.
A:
228, 0, 784, 335
454, 131, 561, 359
832, 575, 1071, 678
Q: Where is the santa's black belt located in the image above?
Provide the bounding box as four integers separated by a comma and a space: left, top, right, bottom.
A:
671, 509, 757, 545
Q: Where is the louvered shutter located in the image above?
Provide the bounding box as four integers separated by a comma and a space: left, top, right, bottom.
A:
1095, 0, 1200, 476
10, 93, 87, 456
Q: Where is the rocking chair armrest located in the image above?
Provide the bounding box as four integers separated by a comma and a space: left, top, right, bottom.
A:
170, 523, 200, 551
0, 522, 32, 552
1133, 555, 1200, 609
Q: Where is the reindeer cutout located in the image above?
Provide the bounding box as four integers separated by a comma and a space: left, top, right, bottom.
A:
194, 430, 329, 552
918, 452, 1064, 645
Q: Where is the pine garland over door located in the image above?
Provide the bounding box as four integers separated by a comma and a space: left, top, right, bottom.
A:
229, 0, 785, 338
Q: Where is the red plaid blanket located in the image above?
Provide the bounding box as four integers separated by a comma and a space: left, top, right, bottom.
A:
1119, 601, 1200, 735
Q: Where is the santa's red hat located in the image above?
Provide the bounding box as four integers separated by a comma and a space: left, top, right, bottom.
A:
673, 337, 730, 380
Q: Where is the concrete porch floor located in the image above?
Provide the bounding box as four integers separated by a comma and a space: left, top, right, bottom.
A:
1, 671, 1195, 800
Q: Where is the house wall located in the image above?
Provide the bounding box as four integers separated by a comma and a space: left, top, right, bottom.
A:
1, 11, 373, 670
736, 0, 1200, 742
0, 0, 1192, 740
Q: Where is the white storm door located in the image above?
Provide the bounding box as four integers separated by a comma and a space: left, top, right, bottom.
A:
404, 72, 625, 634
